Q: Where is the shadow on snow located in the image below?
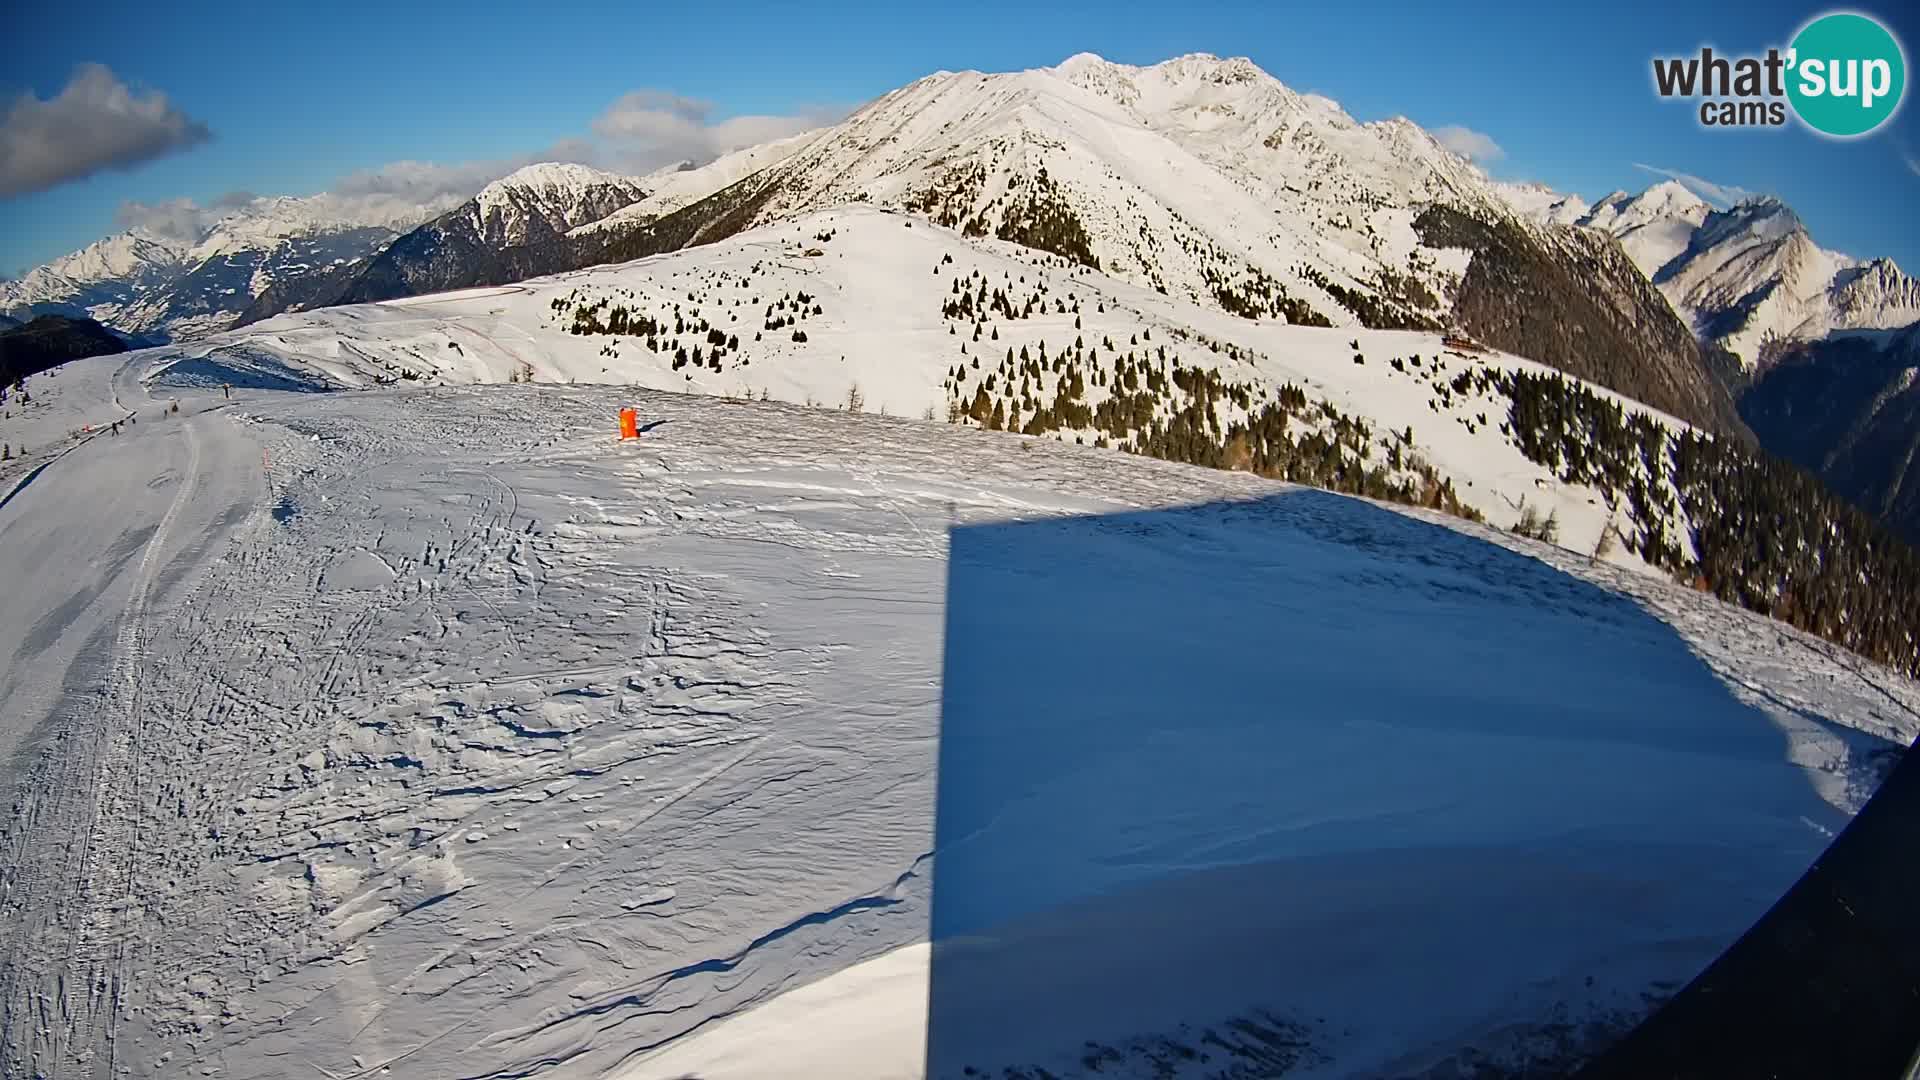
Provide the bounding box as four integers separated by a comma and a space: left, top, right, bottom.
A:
927, 488, 1861, 1077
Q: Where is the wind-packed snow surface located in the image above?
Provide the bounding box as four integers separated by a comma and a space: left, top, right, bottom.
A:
0, 346, 1916, 1080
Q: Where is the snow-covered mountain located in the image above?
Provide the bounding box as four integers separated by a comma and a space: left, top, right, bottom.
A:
1490, 180, 1589, 226
1653, 199, 1920, 367
462, 162, 652, 246
0, 231, 188, 332
651, 51, 1509, 325
0, 196, 446, 342
1510, 183, 1920, 369
238, 53, 1740, 438
570, 133, 824, 238
1493, 179, 1920, 542
2, 166, 657, 343
318, 163, 652, 308
1579, 181, 1712, 279
125, 219, 405, 341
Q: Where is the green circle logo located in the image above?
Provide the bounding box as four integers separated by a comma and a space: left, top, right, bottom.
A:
1787, 12, 1906, 137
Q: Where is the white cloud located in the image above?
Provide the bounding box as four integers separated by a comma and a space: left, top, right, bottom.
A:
114, 191, 256, 243
35, 86, 838, 267
1632, 163, 1758, 209
1905, 151, 1920, 179
1432, 125, 1505, 164
108, 87, 835, 246
111, 150, 572, 244
0, 64, 211, 198
317, 152, 560, 224
591, 91, 839, 170
332, 154, 552, 205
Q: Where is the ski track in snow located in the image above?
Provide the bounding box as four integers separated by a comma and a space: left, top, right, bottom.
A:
0, 355, 1916, 1079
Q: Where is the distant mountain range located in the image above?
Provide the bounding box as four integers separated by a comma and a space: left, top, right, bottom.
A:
225, 53, 1740, 438
0, 193, 464, 342
1501, 180, 1920, 372
9, 51, 1920, 539
19, 58, 1916, 378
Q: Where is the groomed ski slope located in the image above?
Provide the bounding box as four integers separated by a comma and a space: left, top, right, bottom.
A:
1, 346, 1915, 1079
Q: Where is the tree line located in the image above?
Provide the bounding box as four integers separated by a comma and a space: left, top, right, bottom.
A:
1499, 369, 1920, 677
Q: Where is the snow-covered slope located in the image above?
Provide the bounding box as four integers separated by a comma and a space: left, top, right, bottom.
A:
2, 343, 1913, 1080
192, 203, 1698, 568
572, 132, 825, 238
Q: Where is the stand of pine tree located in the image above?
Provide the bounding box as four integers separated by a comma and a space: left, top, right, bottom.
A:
1498, 369, 1920, 678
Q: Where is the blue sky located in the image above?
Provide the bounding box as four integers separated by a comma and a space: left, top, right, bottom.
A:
4, 0, 1917, 275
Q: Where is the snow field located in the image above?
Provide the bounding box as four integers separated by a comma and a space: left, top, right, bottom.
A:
3, 351, 1914, 1077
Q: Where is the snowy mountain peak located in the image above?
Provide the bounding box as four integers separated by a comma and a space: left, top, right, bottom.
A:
1145, 52, 1267, 86
1830, 258, 1920, 323
1711, 195, 1801, 237
1571, 182, 1715, 278
482, 161, 636, 200
469, 163, 651, 240
1053, 51, 1115, 75
1617, 189, 1920, 366
1491, 182, 1591, 226
47, 230, 187, 284
1582, 183, 1709, 234
1051, 50, 1317, 124
1678, 196, 1812, 261
1637, 179, 1710, 216
1588, 190, 1632, 214
0, 229, 190, 331
1054, 51, 1258, 81
1479, 172, 1913, 367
